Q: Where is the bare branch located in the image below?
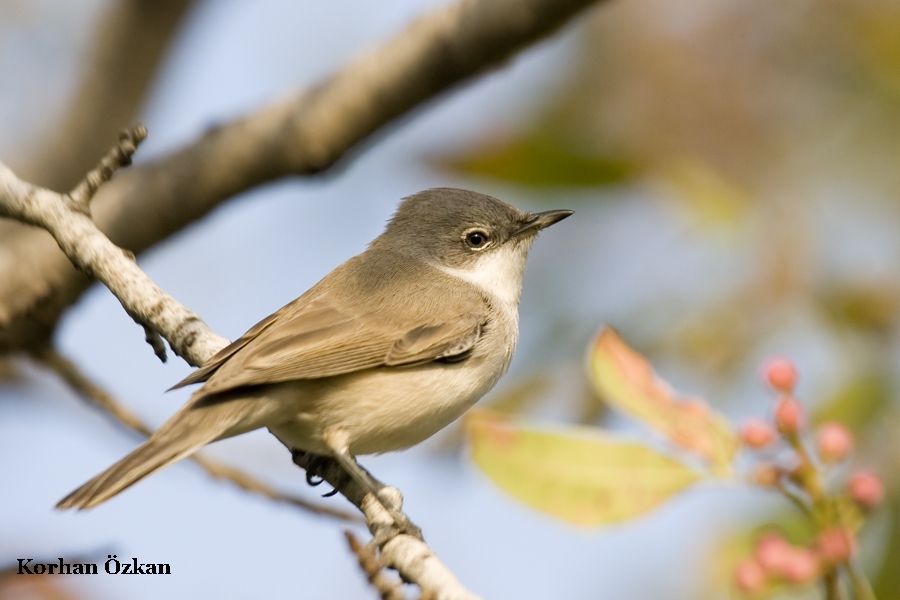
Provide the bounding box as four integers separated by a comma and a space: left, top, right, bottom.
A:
33, 346, 359, 522
0, 0, 197, 350
0, 126, 225, 365
68, 126, 147, 209
0, 0, 605, 354
142, 323, 169, 363
295, 452, 481, 600
345, 530, 406, 600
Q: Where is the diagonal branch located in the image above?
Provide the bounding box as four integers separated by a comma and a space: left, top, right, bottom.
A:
296, 452, 481, 600
0, 126, 225, 365
33, 345, 358, 522
344, 530, 406, 600
0, 0, 605, 354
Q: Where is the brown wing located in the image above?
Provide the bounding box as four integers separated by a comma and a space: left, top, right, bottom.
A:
168, 302, 295, 390
171, 248, 490, 398
386, 322, 482, 366
185, 305, 484, 397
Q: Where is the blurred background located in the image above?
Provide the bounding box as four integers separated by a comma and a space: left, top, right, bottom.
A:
2, 0, 899, 598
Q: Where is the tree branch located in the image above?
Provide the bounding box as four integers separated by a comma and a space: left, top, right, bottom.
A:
32, 345, 359, 522
0, 0, 605, 354
295, 452, 482, 600
344, 530, 406, 600
0, 126, 224, 364
0, 0, 197, 351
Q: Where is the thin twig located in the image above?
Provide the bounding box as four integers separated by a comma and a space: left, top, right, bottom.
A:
33, 346, 358, 522
142, 323, 168, 363
0, 127, 227, 365
823, 568, 847, 600
345, 530, 405, 600
21, 0, 196, 191
775, 481, 815, 519
68, 126, 147, 207
846, 558, 877, 600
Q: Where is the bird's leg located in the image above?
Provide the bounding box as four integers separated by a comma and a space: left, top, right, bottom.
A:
297, 452, 341, 496
322, 431, 423, 543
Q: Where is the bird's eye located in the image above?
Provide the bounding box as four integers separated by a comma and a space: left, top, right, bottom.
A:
464, 230, 489, 249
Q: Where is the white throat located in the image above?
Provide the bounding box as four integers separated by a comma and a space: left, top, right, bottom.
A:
432, 242, 531, 307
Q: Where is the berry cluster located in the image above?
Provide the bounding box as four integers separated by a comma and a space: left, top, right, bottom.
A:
733, 357, 884, 596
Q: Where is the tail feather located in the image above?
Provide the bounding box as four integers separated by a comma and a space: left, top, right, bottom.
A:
57, 391, 278, 510
56, 434, 209, 509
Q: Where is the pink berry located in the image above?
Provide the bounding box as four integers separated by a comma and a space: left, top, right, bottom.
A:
848, 470, 885, 510
734, 559, 767, 593
817, 528, 855, 565
755, 534, 792, 574
763, 357, 798, 392
741, 419, 777, 448
775, 395, 804, 434
783, 548, 820, 584
816, 422, 853, 463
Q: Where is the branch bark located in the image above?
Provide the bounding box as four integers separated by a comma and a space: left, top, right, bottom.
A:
0, 126, 224, 365
0, 0, 196, 350
0, 0, 604, 354
296, 452, 481, 600
344, 531, 406, 600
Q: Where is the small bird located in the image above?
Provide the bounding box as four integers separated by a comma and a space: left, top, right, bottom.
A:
58, 188, 572, 527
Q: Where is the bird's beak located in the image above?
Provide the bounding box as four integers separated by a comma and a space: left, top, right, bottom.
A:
511, 209, 575, 238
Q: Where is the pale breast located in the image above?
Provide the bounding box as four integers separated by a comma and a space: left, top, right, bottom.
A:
268, 304, 519, 456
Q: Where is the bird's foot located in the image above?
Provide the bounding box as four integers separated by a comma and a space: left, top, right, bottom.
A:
292, 450, 344, 497
367, 486, 423, 545
292, 447, 423, 542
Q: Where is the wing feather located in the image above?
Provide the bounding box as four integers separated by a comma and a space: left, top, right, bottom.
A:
170, 250, 490, 398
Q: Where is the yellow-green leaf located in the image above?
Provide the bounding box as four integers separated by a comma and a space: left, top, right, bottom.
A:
429, 132, 635, 188
588, 327, 739, 472
465, 409, 702, 526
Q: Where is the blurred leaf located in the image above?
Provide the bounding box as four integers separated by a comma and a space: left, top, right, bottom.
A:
658, 157, 753, 228
813, 371, 892, 433
465, 409, 701, 526
430, 131, 635, 188
817, 280, 900, 335
588, 327, 739, 473
854, 6, 900, 99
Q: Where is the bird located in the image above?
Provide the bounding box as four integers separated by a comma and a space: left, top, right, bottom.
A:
57, 188, 572, 531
